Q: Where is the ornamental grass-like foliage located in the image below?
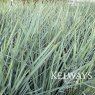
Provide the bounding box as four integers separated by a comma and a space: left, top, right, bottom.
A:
0, 1, 95, 95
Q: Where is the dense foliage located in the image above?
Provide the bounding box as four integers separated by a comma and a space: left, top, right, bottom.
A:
0, 1, 95, 95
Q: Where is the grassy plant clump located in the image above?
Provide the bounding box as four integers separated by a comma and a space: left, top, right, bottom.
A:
0, 1, 95, 95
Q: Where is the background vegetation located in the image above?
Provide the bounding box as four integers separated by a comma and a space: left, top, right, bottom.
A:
0, 1, 95, 95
